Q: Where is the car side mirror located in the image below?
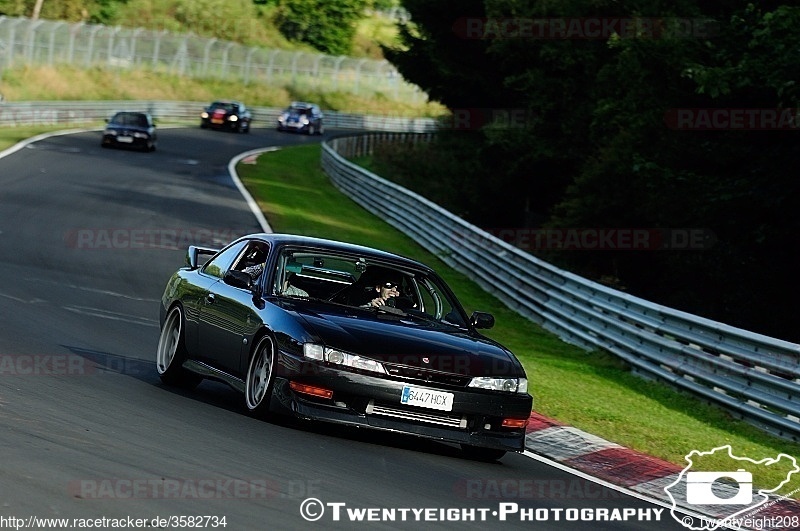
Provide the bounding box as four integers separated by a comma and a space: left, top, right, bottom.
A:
470, 311, 495, 329
224, 270, 252, 290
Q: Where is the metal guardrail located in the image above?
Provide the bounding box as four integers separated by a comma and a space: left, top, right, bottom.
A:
321, 132, 800, 441
0, 100, 438, 132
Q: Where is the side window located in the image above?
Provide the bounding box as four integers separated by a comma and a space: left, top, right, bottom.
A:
231, 241, 270, 283
201, 241, 248, 279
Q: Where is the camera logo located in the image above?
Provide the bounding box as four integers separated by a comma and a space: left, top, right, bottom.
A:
664, 445, 799, 530
685, 469, 752, 505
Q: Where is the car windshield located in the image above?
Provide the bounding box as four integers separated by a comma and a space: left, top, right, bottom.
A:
290, 106, 311, 114
273, 248, 468, 327
211, 102, 235, 111
111, 113, 148, 127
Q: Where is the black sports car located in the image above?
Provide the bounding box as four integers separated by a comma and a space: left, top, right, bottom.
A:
200, 101, 252, 133
101, 111, 157, 151
276, 102, 323, 135
157, 234, 532, 460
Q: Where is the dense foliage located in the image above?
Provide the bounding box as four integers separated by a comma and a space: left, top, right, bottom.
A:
0, 0, 127, 23
0, 0, 398, 55
382, 1, 800, 341
272, 0, 369, 55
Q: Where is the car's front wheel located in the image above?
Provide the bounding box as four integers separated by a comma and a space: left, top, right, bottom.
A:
245, 335, 276, 418
461, 444, 507, 462
156, 306, 201, 388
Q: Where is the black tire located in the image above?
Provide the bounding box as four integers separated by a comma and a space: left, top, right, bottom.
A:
461, 444, 507, 462
156, 305, 202, 388
306, 124, 315, 136
317, 123, 324, 135
245, 335, 276, 418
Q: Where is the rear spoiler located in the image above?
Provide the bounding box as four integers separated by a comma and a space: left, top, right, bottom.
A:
185, 245, 219, 270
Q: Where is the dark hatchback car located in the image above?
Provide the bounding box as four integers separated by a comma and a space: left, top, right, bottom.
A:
101, 111, 157, 151
157, 234, 532, 460
200, 100, 252, 133
277, 102, 323, 135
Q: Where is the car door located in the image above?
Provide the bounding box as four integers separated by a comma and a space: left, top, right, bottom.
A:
197, 240, 269, 376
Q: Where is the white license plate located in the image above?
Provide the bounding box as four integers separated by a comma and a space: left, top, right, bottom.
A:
400, 386, 453, 412
211, 118, 224, 124
117, 136, 133, 143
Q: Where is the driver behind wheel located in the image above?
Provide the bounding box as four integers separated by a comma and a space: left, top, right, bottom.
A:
361, 279, 401, 308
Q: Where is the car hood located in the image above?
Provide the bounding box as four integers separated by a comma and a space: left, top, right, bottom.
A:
281, 301, 524, 377
285, 110, 308, 120
106, 123, 151, 133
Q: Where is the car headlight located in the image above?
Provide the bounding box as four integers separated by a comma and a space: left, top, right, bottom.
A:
303, 343, 386, 375
302, 117, 310, 125
228, 115, 238, 122
104, 129, 117, 136
201, 112, 209, 119
468, 376, 528, 394
133, 132, 148, 138
279, 113, 288, 122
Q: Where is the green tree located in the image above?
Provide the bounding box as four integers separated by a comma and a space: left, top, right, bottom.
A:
0, 0, 128, 22
383, 0, 800, 340
274, 0, 369, 55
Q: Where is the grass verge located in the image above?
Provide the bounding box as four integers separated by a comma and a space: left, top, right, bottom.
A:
0, 125, 85, 152
0, 65, 445, 117
237, 143, 800, 498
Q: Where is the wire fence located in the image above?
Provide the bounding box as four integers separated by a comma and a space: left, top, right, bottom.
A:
0, 16, 425, 103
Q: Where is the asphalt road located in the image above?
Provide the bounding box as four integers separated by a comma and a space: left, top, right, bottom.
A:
0, 127, 687, 530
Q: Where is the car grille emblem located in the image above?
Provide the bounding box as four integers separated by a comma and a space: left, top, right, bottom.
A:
422, 357, 430, 364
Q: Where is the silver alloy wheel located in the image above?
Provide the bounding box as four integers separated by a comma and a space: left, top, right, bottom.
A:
156, 306, 182, 375
246, 336, 274, 410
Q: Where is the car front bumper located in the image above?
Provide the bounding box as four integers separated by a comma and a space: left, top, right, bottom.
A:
270, 352, 533, 452
102, 134, 151, 149
277, 121, 311, 132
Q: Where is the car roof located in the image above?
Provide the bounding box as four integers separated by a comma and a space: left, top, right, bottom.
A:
238, 233, 431, 271
113, 111, 149, 116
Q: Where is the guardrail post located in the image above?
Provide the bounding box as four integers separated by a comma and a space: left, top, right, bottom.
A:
320, 131, 800, 442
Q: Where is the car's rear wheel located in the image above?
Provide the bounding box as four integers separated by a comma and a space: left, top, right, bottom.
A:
156, 306, 201, 388
245, 335, 275, 418
461, 444, 507, 462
